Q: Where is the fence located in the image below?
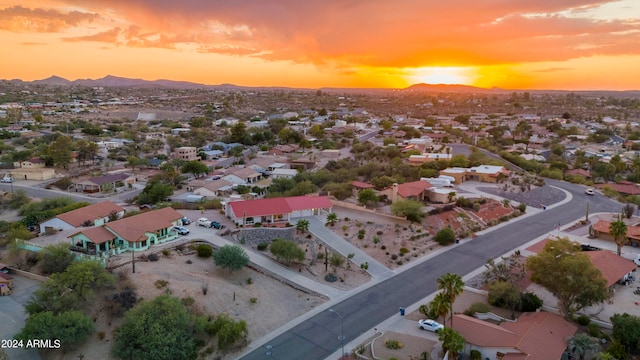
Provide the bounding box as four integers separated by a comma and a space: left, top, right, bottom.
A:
330, 200, 409, 222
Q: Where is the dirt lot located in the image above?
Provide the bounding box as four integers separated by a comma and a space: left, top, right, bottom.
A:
55, 251, 329, 360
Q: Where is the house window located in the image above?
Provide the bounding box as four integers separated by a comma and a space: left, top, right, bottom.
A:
496, 352, 505, 360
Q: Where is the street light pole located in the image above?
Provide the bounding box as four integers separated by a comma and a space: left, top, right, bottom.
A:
328, 308, 345, 358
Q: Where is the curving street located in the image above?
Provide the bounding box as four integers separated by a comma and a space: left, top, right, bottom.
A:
239, 179, 622, 360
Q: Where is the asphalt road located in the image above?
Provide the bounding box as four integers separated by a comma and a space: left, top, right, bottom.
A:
240, 179, 621, 360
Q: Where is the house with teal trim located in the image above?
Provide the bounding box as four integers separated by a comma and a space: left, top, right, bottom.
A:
69, 207, 183, 258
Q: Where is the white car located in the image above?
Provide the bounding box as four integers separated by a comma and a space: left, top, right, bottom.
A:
633, 255, 640, 267
197, 218, 212, 227
173, 226, 189, 235
1, 177, 13, 183
585, 188, 595, 195
418, 319, 444, 333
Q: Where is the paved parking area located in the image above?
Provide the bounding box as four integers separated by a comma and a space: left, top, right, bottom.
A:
0, 274, 43, 360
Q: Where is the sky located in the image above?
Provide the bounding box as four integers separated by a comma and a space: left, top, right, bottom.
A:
1, 0, 640, 90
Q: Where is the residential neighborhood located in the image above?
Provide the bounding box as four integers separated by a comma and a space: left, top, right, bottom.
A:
1, 79, 640, 360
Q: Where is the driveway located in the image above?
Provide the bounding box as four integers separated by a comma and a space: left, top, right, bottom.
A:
0, 275, 43, 360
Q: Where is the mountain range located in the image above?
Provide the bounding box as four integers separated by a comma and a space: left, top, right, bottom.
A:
4, 75, 640, 96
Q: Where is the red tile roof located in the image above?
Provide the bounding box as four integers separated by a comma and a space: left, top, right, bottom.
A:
351, 181, 374, 189
454, 312, 577, 360
592, 220, 640, 240
105, 207, 182, 243
583, 251, 636, 287
596, 182, 640, 195
57, 200, 125, 227
0, 272, 12, 282
71, 226, 117, 245
397, 181, 432, 198
228, 196, 333, 218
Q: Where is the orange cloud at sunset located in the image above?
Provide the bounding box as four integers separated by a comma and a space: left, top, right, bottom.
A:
1, 0, 640, 90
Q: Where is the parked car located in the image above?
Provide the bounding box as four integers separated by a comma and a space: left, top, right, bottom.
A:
1, 176, 13, 183
211, 221, 225, 229
139, 204, 153, 210
585, 188, 595, 195
181, 217, 192, 225
633, 255, 640, 267
173, 226, 190, 235
418, 319, 444, 333
197, 218, 212, 227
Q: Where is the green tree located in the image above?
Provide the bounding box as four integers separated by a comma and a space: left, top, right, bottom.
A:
295, 219, 310, 234
326, 212, 338, 226
487, 281, 521, 319
609, 217, 628, 256
449, 154, 469, 168
212, 245, 250, 272
39, 243, 76, 275
53, 260, 115, 301
15, 311, 94, 349
137, 179, 173, 205
181, 160, 210, 178
270, 239, 305, 265
434, 228, 456, 246
357, 189, 378, 207
48, 135, 73, 169
610, 313, 640, 352
329, 252, 344, 273
437, 273, 464, 327
438, 327, 465, 360
112, 295, 197, 360
429, 292, 451, 325
230, 122, 248, 144
568, 333, 598, 360
390, 199, 423, 223
527, 237, 608, 319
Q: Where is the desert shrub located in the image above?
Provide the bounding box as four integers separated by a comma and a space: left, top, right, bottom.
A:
468, 302, 490, 315
377, 231, 383, 235
399, 247, 409, 255
391, 254, 398, 260
154, 279, 169, 289
385, 339, 403, 349
358, 229, 365, 239
257, 242, 268, 251
518, 203, 527, 213
162, 249, 170, 257
587, 323, 601, 337
380, 245, 386, 250
196, 244, 213, 258
147, 253, 159, 262
576, 314, 591, 326
517, 292, 543, 312
325, 273, 338, 282
180, 297, 195, 307
434, 228, 455, 246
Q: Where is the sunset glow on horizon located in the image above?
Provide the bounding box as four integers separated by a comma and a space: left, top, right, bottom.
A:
2, 1, 640, 90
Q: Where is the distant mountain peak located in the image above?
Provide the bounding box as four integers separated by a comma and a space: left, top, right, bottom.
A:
32, 75, 71, 86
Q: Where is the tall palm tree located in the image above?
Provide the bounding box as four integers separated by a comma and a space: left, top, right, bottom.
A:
437, 273, 464, 327
569, 333, 598, 360
326, 212, 338, 226
430, 292, 450, 325
610, 216, 628, 256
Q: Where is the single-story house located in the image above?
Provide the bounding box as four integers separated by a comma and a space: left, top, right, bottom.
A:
13, 157, 46, 168
270, 168, 298, 179
39, 200, 125, 234
225, 167, 262, 184
583, 250, 637, 288
591, 219, 640, 247
440, 165, 510, 184
192, 179, 234, 198
379, 180, 433, 203
227, 195, 333, 226
69, 207, 183, 257
7, 168, 56, 181
0, 272, 13, 296
595, 181, 640, 196
452, 311, 577, 360
72, 173, 136, 193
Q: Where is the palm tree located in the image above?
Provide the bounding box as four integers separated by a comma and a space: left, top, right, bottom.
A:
296, 219, 310, 234
437, 273, 464, 327
569, 333, 598, 360
438, 327, 465, 360
326, 212, 338, 226
609, 216, 628, 256
430, 292, 450, 325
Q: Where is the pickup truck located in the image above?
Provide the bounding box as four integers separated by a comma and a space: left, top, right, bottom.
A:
197, 218, 225, 229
